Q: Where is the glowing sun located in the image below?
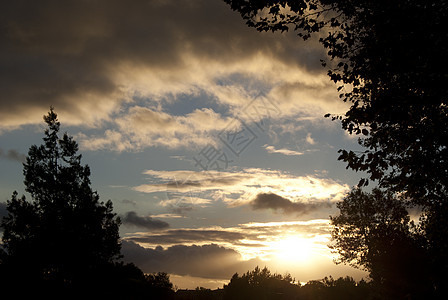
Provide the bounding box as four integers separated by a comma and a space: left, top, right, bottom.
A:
274, 236, 316, 264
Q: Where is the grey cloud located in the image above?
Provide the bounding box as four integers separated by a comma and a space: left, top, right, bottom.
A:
0, 0, 325, 129
122, 211, 169, 230
122, 240, 264, 279
0, 149, 26, 163
250, 193, 332, 215
128, 228, 257, 245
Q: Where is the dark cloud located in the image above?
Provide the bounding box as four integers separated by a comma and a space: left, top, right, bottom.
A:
121, 240, 264, 279
122, 211, 169, 230
250, 193, 332, 215
128, 228, 255, 245
0, 149, 26, 163
0, 0, 325, 129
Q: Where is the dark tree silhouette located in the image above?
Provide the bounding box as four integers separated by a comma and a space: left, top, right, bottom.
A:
225, 1, 448, 297
0, 108, 121, 294
223, 266, 298, 300
223, 0, 448, 205
330, 188, 433, 299
300, 276, 370, 300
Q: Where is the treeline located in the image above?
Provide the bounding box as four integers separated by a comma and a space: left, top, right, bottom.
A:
0, 263, 387, 300
175, 266, 378, 300
0, 260, 175, 299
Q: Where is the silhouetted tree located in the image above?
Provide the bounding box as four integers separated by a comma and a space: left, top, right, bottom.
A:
0, 108, 121, 295
226, 1, 448, 297
145, 272, 175, 298
224, 266, 299, 300
300, 276, 371, 300
330, 188, 433, 299
224, 0, 448, 204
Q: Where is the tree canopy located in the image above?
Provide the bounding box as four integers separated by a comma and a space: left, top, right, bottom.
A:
0, 108, 121, 292
225, 0, 448, 297
224, 0, 448, 207
330, 188, 433, 298
223, 266, 298, 300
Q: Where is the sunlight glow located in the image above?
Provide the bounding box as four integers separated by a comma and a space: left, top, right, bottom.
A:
274, 236, 316, 263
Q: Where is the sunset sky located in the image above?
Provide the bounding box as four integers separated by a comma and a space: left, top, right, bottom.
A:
0, 0, 368, 288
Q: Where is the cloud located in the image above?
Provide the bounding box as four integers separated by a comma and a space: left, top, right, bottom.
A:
122, 211, 170, 230
78, 106, 235, 151
249, 193, 332, 216
128, 229, 249, 245
121, 240, 264, 279
124, 219, 334, 261
263, 144, 304, 156
306, 133, 316, 145
0, 149, 26, 162
133, 168, 349, 210
0, 0, 346, 146
121, 219, 342, 280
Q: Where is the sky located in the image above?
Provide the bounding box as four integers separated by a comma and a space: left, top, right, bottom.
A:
0, 0, 368, 289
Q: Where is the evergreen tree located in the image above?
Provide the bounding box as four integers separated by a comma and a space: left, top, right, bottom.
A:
0, 108, 121, 289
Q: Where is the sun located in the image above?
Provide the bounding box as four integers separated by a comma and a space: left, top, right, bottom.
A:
273, 236, 315, 264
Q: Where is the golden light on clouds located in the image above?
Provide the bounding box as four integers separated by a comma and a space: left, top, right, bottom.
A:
122, 219, 367, 287
133, 168, 349, 212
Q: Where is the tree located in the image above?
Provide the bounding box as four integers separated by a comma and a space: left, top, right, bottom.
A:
300, 276, 370, 300
145, 272, 175, 299
223, 266, 298, 300
330, 188, 433, 299
224, 0, 448, 207
225, 1, 448, 296
0, 108, 121, 291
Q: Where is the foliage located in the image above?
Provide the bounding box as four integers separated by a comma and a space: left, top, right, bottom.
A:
225, 1, 448, 297
301, 276, 370, 300
330, 188, 434, 298
0, 108, 121, 292
146, 272, 175, 293
219, 267, 374, 300
223, 266, 298, 300
224, 0, 448, 207
330, 188, 411, 270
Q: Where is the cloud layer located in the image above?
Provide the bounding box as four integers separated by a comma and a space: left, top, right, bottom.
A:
121, 219, 334, 279
1, 0, 346, 151
122, 241, 263, 279
0, 149, 26, 163
122, 211, 170, 230
124, 219, 334, 261
133, 168, 348, 213
250, 193, 332, 215
264, 145, 304, 156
